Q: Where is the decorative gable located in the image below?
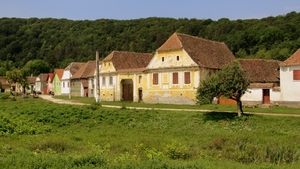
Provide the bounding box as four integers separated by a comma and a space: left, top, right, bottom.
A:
280, 49, 300, 66
148, 32, 236, 70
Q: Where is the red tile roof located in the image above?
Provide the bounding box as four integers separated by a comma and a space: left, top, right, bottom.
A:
238, 59, 281, 83
0, 76, 10, 85
65, 62, 86, 75
71, 61, 96, 79
27, 76, 37, 84
103, 51, 153, 72
37, 73, 48, 82
53, 69, 64, 80
280, 49, 300, 66
157, 32, 236, 69
47, 73, 54, 83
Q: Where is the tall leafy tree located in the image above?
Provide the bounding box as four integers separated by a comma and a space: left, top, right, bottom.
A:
6, 68, 29, 94
197, 61, 250, 117
24, 59, 51, 76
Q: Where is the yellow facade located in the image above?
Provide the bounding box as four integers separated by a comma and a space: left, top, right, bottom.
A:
99, 60, 116, 101
143, 49, 213, 105
99, 59, 147, 102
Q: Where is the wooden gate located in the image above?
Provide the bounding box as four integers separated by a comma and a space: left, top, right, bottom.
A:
122, 84, 133, 101
262, 89, 270, 104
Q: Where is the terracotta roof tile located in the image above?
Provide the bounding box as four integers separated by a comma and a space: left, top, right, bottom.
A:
47, 73, 54, 83
0, 76, 10, 85
53, 69, 64, 80
238, 59, 281, 83
157, 32, 236, 69
27, 76, 37, 84
103, 51, 153, 72
280, 49, 300, 66
81, 79, 88, 87
71, 61, 96, 79
65, 62, 86, 75
37, 73, 48, 82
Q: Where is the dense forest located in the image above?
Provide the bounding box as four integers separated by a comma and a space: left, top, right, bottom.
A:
1, 11, 300, 76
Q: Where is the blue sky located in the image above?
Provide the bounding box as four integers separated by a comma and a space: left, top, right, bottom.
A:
1, 0, 300, 21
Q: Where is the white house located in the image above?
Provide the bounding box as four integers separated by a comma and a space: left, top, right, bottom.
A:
61, 62, 85, 96
238, 59, 281, 105
279, 49, 300, 107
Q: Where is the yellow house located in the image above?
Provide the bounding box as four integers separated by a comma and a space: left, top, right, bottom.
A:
144, 32, 236, 104
100, 51, 153, 102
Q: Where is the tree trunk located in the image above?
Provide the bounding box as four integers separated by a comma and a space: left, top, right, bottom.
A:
23, 86, 26, 94
237, 99, 244, 117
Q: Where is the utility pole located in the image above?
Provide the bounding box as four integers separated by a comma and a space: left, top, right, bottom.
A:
95, 51, 100, 103
69, 63, 72, 99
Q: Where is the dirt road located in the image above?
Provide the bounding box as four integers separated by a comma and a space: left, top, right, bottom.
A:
38, 95, 300, 117
39, 95, 89, 106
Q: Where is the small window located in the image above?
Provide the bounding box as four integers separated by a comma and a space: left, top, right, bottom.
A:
109, 76, 113, 85
173, 72, 178, 84
177, 56, 179, 61
184, 72, 190, 84
162, 57, 164, 62
102, 77, 106, 85
63, 82, 65, 88
138, 75, 142, 84
68, 82, 69, 87
293, 70, 300, 80
153, 73, 158, 85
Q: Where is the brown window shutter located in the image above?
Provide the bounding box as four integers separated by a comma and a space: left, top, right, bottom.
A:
153, 73, 158, 85
184, 72, 190, 84
293, 70, 300, 80
173, 72, 178, 84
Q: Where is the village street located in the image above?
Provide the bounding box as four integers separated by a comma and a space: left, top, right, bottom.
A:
38, 95, 300, 117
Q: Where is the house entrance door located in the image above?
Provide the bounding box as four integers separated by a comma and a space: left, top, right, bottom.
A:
84, 87, 88, 97
262, 89, 270, 104
122, 79, 133, 101
138, 88, 143, 101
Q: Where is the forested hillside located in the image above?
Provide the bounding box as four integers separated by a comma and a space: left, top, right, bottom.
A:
1, 11, 300, 76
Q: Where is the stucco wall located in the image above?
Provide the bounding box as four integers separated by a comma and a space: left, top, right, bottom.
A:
280, 66, 300, 101
61, 70, 71, 95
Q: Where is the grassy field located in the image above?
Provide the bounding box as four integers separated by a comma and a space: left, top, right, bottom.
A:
1, 93, 300, 168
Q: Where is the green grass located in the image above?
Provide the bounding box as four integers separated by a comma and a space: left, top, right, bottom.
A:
1, 93, 300, 168
53, 95, 300, 115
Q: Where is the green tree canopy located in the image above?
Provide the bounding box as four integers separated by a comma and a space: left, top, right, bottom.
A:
24, 59, 51, 76
197, 61, 250, 117
6, 68, 29, 94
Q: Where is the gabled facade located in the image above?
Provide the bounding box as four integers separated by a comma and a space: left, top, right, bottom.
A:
144, 32, 236, 104
239, 59, 281, 105
52, 69, 64, 95
0, 76, 11, 92
35, 73, 48, 94
91, 61, 102, 99
46, 73, 54, 94
27, 76, 37, 94
279, 49, 300, 106
71, 61, 96, 97
61, 62, 85, 96
100, 51, 153, 102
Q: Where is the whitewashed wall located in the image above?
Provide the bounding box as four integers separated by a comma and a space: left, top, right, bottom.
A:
280, 65, 300, 101
61, 70, 71, 95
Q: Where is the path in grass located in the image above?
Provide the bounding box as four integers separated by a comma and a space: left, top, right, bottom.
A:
39, 95, 300, 117
39, 95, 89, 106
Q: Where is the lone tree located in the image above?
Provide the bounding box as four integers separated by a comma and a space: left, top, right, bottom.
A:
196, 61, 250, 117
6, 68, 29, 95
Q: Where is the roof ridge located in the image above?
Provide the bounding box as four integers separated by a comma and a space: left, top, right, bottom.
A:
175, 32, 225, 44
